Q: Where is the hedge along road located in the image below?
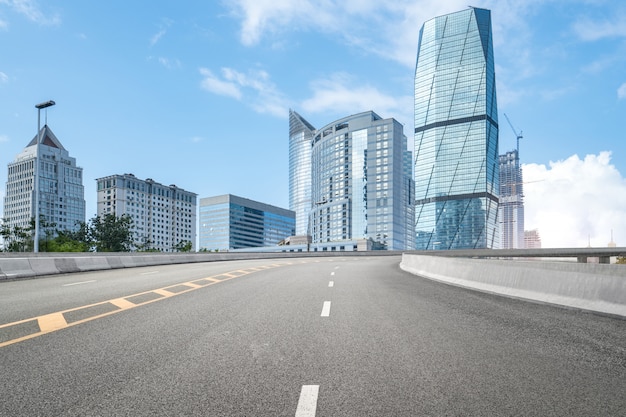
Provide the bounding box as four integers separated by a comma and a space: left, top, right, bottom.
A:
1, 256, 625, 416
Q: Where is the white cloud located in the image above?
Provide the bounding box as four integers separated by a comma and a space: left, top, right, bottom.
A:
224, 0, 468, 67
0, 71, 8, 83
301, 73, 413, 123
158, 57, 181, 69
199, 68, 242, 99
0, 18, 8, 30
150, 19, 173, 46
618, 83, 626, 100
227, 0, 334, 46
0, 0, 60, 25
523, 152, 626, 248
0, 134, 9, 143
572, 13, 626, 41
150, 29, 167, 46
199, 66, 288, 117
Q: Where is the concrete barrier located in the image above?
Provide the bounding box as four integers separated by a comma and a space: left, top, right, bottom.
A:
0, 257, 35, 279
0, 251, 396, 280
400, 254, 626, 318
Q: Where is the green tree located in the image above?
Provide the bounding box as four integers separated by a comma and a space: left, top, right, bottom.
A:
89, 213, 134, 252
617, 257, 626, 265
136, 237, 160, 252
38, 215, 57, 252
46, 224, 91, 252
1, 218, 33, 252
172, 240, 193, 252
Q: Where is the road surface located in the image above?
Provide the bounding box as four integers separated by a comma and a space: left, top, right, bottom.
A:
1, 256, 624, 416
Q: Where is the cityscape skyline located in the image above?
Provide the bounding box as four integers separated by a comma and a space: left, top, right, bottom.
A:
1, 1, 625, 248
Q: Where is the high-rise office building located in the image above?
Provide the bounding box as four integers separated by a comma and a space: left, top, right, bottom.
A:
3, 125, 85, 235
289, 109, 315, 236
524, 229, 542, 249
414, 7, 499, 250
308, 111, 414, 250
96, 174, 197, 252
199, 194, 295, 251
499, 150, 524, 249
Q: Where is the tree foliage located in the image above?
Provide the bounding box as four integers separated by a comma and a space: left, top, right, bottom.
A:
0, 218, 33, 252
88, 214, 134, 252
2, 214, 135, 252
172, 240, 193, 252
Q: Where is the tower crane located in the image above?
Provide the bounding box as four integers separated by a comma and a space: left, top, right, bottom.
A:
503, 113, 523, 153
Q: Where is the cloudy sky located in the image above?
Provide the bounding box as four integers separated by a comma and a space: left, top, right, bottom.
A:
0, 0, 625, 248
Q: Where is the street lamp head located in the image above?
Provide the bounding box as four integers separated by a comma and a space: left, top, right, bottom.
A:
35, 100, 55, 109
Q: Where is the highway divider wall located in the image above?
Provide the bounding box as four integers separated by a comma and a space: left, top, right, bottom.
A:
0, 251, 395, 280
400, 254, 626, 318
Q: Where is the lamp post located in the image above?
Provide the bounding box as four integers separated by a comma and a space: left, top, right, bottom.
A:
33, 100, 55, 252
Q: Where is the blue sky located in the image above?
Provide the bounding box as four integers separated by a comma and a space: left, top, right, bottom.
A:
1, 0, 625, 248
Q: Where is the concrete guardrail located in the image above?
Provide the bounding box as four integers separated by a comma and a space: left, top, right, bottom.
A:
400, 254, 626, 318
0, 251, 396, 280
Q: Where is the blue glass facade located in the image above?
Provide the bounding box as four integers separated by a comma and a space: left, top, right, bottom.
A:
289, 110, 315, 236
199, 194, 295, 251
414, 7, 499, 250
309, 111, 414, 250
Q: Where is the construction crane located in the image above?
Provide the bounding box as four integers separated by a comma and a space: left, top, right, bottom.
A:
503, 113, 523, 153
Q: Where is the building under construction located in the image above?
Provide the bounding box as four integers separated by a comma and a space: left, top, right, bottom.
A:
499, 149, 525, 249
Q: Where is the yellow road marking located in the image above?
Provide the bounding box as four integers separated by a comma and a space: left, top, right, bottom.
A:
0, 262, 292, 349
190, 277, 221, 286
38, 313, 67, 332
110, 298, 136, 309
153, 288, 176, 297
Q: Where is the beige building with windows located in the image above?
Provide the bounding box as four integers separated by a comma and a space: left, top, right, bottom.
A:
96, 174, 197, 252
3, 125, 85, 234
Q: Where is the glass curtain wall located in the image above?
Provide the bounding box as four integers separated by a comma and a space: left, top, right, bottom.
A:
289, 110, 315, 236
414, 7, 499, 250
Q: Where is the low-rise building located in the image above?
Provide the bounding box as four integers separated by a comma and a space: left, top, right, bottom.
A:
199, 194, 295, 251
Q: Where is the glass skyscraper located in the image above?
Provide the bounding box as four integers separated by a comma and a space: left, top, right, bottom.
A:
289, 109, 315, 236
414, 7, 499, 250
308, 111, 414, 250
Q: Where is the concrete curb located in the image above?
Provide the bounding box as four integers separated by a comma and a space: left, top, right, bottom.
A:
400, 254, 626, 318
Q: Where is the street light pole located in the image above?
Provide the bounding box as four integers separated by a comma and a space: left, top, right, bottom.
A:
33, 100, 55, 253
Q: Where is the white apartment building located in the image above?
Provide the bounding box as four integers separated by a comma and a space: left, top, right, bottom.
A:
3, 125, 85, 233
96, 174, 197, 252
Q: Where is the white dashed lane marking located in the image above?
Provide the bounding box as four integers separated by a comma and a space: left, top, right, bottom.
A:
321, 301, 331, 317
62, 280, 96, 287
295, 385, 319, 417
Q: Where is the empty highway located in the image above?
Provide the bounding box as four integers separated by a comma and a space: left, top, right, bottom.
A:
1, 256, 625, 416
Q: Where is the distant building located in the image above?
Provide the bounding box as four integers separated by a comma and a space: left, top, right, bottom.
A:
499, 150, 525, 249
524, 229, 542, 249
96, 174, 197, 252
199, 194, 295, 251
608, 230, 617, 248
414, 7, 500, 249
292, 110, 414, 250
3, 125, 85, 235
289, 110, 315, 236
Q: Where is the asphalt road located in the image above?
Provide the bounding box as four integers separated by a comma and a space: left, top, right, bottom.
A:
0, 256, 625, 416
